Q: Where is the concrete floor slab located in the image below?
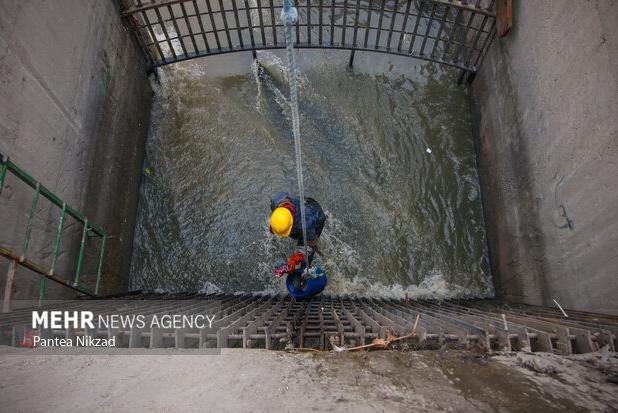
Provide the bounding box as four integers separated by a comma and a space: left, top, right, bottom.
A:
1, 347, 616, 412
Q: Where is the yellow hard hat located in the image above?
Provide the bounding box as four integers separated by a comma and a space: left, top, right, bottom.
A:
270, 207, 293, 237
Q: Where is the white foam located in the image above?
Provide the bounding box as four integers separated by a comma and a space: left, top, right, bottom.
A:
327, 271, 493, 300
198, 282, 224, 295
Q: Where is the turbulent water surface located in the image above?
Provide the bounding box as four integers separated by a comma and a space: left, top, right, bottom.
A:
129, 51, 493, 299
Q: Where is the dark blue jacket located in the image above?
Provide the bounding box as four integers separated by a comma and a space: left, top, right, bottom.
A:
270, 192, 325, 243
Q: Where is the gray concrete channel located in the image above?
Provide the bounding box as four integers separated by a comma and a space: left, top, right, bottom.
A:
1, 1, 615, 313
1, 1, 617, 412
0, 0, 615, 310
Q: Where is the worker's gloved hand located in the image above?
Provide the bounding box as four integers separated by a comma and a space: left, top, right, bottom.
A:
273, 252, 304, 278
287, 252, 305, 272
273, 252, 309, 278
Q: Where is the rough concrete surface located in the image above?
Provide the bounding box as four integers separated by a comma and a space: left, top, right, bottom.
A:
493, 350, 618, 412
1, 347, 616, 412
0, 0, 153, 300
471, 0, 618, 313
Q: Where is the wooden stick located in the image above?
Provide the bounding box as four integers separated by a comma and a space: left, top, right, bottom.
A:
388, 314, 421, 344
337, 314, 422, 352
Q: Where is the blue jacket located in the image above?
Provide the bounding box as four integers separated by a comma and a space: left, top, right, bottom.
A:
270, 192, 325, 243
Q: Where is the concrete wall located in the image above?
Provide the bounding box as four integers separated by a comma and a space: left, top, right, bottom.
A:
471, 1, 618, 314
0, 0, 152, 301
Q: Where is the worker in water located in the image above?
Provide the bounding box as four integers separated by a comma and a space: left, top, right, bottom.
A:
269, 191, 326, 276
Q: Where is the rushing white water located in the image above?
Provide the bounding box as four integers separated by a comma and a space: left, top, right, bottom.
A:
129, 51, 494, 300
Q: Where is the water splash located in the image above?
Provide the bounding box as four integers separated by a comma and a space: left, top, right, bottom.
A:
129, 56, 494, 300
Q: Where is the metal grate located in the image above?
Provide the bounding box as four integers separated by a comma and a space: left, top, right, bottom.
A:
121, 0, 496, 75
3, 294, 617, 353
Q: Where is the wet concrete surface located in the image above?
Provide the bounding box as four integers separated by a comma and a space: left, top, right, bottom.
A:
2, 347, 615, 412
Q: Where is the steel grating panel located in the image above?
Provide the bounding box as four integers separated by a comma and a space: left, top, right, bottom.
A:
2, 294, 616, 353
120, 0, 497, 76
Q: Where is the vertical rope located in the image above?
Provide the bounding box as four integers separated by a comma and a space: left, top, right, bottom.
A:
282, 0, 310, 271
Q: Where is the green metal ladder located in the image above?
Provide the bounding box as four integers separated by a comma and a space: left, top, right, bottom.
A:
0, 153, 107, 309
